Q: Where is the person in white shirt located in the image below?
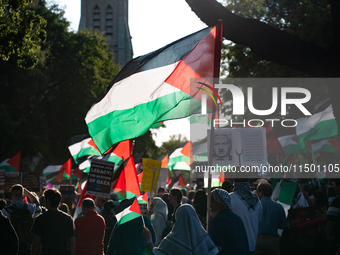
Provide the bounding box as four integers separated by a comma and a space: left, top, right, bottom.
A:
230, 179, 262, 254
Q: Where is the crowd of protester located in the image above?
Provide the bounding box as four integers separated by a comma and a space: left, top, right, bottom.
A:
1, 178, 340, 255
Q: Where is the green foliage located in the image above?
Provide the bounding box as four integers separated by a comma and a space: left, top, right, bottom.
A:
0, 0, 47, 69
0, 0, 120, 164
155, 134, 188, 158
219, 0, 332, 122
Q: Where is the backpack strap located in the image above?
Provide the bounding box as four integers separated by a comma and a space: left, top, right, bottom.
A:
4, 204, 19, 216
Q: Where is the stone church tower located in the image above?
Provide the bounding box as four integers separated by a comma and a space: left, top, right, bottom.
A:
79, 0, 133, 67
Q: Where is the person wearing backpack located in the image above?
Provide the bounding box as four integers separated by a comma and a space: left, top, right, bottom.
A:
2, 184, 39, 255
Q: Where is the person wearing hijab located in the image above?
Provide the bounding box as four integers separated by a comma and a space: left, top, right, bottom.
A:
209, 188, 249, 255
149, 197, 168, 246
142, 204, 218, 255
230, 179, 262, 254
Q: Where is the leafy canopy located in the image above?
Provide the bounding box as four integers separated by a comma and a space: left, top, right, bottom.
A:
0, 0, 47, 68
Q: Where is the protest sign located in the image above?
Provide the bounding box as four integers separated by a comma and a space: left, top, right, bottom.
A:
87, 158, 115, 198
140, 159, 162, 193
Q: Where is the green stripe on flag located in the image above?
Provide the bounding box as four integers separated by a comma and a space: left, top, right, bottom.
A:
87, 91, 191, 154
277, 180, 298, 206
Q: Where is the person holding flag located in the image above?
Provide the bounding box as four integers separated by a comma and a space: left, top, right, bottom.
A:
107, 197, 155, 255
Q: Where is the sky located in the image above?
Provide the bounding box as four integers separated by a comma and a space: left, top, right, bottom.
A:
51, 0, 209, 146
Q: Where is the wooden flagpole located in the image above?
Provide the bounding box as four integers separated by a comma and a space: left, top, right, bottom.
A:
206, 20, 223, 232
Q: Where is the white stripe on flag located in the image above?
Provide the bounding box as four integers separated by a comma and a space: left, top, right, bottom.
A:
68, 138, 92, 156
86, 63, 180, 123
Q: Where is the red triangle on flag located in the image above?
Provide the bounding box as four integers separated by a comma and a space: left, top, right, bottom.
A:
329, 135, 339, 151
164, 25, 221, 114
161, 155, 168, 168
141, 192, 148, 203
73, 167, 83, 179
113, 140, 132, 160
181, 141, 193, 158
87, 139, 100, 152
178, 175, 186, 188
218, 171, 224, 183
137, 171, 143, 185
7, 151, 21, 172
129, 198, 141, 215
266, 124, 285, 158
113, 157, 141, 197
61, 158, 72, 178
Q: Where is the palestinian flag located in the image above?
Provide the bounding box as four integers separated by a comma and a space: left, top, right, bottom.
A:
218, 171, 224, 184
312, 135, 339, 154
192, 138, 208, 163
171, 174, 187, 188
188, 114, 212, 126
68, 135, 101, 164
85, 23, 223, 154
43, 159, 78, 184
55, 159, 71, 182
134, 148, 147, 175
168, 141, 193, 171
296, 98, 338, 149
278, 134, 312, 155
78, 140, 131, 173
0, 151, 21, 173
204, 177, 222, 188
137, 192, 148, 204
73, 180, 94, 220
113, 197, 142, 226
272, 179, 298, 216
111, 156, 141, 200
266, 124, 285, 158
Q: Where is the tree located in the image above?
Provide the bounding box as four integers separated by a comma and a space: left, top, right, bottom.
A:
0, 1, 120, 167
0, 0, 47, 68
157, 134, 188, 157
185, 0, 340, 138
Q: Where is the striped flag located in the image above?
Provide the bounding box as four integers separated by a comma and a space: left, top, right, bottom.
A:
78, 140, 131, 173
55, 159, 71, 182
296, 98, 338, 149
272, 179, 298, 216
113, 197, 142, 226
137, 192, 148, 204
278, 134, 312, 155
0, 151, 21, 173
312, 135, 339, 154
168, 141, 192, 171
85, 23, 223, 154
73, 180, 94, 220
112, 157, 141, 201
68, 135, 101, 164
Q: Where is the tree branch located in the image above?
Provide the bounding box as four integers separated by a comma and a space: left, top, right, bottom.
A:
185, 0, 335, 77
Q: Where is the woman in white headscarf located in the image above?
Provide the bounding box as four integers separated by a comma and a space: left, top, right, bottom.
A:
150, 197, 168, 246
143, 204, 219, 255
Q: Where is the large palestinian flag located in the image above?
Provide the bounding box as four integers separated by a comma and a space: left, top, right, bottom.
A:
0, 151, 21, 173
85, 23, 223, 154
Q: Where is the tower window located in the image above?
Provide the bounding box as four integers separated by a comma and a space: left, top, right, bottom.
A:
105, 5, 113, 36
93, 5, 100, 31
